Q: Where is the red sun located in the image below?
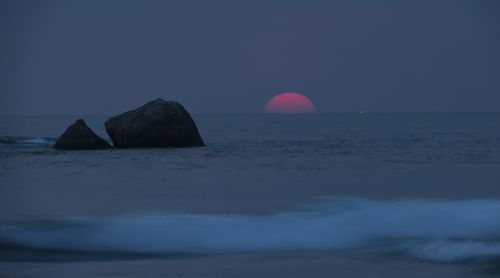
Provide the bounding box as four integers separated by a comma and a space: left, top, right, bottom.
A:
264, 92, 317, 113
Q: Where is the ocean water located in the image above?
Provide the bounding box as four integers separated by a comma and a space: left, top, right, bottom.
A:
1, 113, 500, 273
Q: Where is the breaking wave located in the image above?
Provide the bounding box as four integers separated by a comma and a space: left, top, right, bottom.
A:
1, 199, 500, 263
0, 136, 55, 147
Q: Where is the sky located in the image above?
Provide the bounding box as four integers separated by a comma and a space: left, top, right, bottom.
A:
1, 0, 499, 115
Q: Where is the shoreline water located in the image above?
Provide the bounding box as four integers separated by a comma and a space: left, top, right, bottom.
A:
1, 199, 500, 263
1, 252, 497, 278
1, 114, 499, 277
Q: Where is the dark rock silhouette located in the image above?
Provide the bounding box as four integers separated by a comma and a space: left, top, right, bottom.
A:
105, 98, 205, 148
53, 119, 112, 150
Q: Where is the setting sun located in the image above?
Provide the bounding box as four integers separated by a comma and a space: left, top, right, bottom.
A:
264, 92, 317, 113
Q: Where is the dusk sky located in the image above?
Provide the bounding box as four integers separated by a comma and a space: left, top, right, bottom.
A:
1, 0, 499, 115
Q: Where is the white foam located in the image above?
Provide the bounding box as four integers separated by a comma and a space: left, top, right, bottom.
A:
1, 199, 500, 262
19, 137, 54, 145
401, 240, 500, 262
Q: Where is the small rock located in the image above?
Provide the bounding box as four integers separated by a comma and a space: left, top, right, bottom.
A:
53, 119, 112, 150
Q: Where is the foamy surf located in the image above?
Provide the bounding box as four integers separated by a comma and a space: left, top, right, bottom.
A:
0, 136, 55, 147
1, 199, 500, 263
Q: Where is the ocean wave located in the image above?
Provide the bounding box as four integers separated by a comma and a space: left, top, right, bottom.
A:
1, 199, 500, 263
0, 136, 55, 147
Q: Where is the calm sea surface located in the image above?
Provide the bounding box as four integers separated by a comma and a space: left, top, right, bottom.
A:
0, 113, 499, 275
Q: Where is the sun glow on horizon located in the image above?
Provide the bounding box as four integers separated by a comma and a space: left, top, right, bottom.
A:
264, 92, 317, 113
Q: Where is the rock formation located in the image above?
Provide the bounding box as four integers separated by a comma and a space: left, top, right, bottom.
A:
53, 119, 112, 150
105, 98, 204, 148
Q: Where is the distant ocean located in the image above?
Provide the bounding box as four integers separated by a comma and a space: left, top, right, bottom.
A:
1, 113, 500, 277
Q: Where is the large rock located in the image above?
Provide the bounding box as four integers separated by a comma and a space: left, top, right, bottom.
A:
53, 119, 112, 150
105, 99, 205, 148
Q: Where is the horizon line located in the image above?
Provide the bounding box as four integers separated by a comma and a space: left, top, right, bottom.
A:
0, 111, 499, 117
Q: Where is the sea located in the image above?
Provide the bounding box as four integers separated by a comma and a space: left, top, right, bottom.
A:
0, 113, 499, 277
